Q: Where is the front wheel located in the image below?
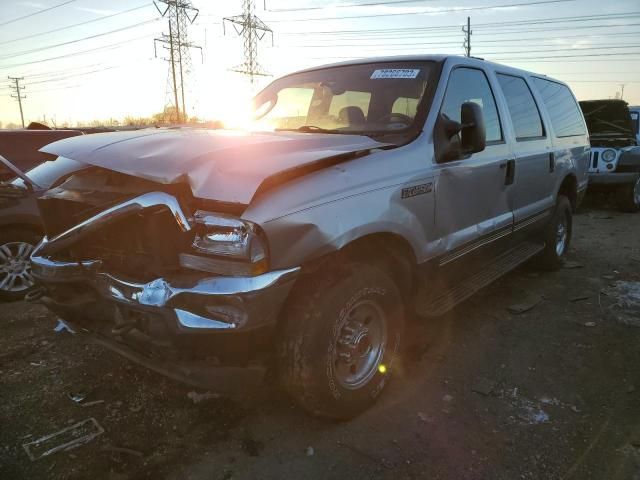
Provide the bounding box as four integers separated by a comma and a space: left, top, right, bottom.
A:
615, 176, 640, 213
536, 195, 572, 271
0, 227, 41, 302
278, 261, 404, 420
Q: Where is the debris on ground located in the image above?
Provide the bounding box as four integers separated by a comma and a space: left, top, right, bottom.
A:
442, 394, 454, 403
100, 445, 143, 457
81, 400, 105, 408
602, 281, 640, 327
67, 392, 86, 403
472, 377, 497, 396
417, 412, 433, 423
22, 418, 104, 461
186, 390, 220, 404
569, 295, 590, 303
306, 446, 315, 456
563, 261, 584, 269
53, 319, 76, 334
584, 322, 597, 327
514, 398, 550, 425
507, 296, 543, 314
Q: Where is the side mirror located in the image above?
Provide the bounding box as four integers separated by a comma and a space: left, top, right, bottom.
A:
460, 102, 486, 155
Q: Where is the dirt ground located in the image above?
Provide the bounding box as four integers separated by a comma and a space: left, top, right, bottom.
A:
1, 202, 639, 480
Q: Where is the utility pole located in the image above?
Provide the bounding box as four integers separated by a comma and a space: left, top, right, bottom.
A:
224, 0, 274, 86
620, 84, 626, 100
462, 16, 472, 57
153, 0, 201, 124
8, 76, 26, 128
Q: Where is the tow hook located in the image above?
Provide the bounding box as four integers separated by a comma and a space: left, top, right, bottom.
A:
25, 286, 47, 303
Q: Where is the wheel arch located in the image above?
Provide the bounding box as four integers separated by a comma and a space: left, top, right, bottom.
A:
298, 231, 417, 302
557, 173, 578, 211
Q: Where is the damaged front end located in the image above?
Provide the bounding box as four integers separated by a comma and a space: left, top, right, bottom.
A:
30, 166, 299, 394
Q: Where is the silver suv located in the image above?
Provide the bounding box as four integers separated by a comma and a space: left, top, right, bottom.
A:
29, 55, 589, 419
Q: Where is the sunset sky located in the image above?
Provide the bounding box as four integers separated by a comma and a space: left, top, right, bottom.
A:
0, 0, 639, 127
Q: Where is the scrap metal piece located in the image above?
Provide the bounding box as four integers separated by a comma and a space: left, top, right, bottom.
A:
22, 417, 104, 461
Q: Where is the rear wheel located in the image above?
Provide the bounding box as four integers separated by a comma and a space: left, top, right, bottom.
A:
536, 195, 572, 271
615, 176, 640, 213
278, 261, 404, 420
0, 227, 41, 301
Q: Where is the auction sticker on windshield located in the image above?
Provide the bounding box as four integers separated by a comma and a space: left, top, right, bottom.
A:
371, 69, 420, 79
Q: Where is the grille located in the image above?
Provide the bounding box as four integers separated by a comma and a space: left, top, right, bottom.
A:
591, 151, 599, 170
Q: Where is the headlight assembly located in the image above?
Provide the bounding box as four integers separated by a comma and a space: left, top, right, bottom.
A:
601, 149, 617, 163
180, 210, 269, 276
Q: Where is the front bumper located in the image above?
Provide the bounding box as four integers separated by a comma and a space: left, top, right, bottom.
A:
588, 172, 640, 186
29, 191, 301, 393
31, 249, 299, 332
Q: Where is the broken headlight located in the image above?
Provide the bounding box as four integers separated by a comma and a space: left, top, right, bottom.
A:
180, 210, 269, 276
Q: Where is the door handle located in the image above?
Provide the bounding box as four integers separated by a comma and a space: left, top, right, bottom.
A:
549, 152, 556, 173
504, 159, 515, 185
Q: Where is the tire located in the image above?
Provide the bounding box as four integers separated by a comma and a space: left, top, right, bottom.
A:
0, 227, 41, 302
536, 195, 572, 271
278, 261, 404, 420
615, 176, 640, 213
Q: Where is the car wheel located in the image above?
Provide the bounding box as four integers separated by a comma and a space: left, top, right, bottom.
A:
278, 261, 404, 420
615, 176, 640, 213
536, 195, 572, 271
0, 227, 41, 302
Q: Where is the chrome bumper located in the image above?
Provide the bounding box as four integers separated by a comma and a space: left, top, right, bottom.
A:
31, 251, 299, 331
30, 191, 299, 332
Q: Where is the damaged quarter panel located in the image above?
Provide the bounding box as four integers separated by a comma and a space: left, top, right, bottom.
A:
244, 136, 437, 269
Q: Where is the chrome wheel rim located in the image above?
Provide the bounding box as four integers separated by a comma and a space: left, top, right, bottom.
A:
333, 299, 387, 390
555, 215, 568, 257
0, 241, 35, 293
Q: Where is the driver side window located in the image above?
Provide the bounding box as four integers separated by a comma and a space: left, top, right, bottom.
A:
441, 67, 502, 143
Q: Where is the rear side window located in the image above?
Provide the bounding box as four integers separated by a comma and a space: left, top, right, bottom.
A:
497, 74, 544, 140
532, 78, 586, 137
441, 67, 502, 143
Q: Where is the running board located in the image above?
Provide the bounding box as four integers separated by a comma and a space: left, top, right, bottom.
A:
415, 241, 544, 317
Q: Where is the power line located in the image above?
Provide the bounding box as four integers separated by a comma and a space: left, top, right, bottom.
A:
0, 34, 153, 71
275, 11, 640, 35
0, 18, 161, 60
477, 44, 640, 55
264, 0, 580, 23
476, 22, 640, 35
0, 3, 153, 46
265, 0, 445, 12
0, 0, 76, 28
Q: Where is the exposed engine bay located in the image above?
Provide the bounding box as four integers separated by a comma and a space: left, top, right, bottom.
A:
589, 136, 637, 149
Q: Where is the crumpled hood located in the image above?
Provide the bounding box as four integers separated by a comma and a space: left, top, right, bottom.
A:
40, 128, 390, 204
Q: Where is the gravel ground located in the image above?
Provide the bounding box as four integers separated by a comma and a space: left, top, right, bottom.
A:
1, 204, 639, 480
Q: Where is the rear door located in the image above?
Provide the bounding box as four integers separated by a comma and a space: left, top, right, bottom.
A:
494, 72, 553, 226
433, 66, 514, 265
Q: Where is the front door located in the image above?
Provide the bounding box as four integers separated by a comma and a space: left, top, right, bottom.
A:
433, 66, 514, 266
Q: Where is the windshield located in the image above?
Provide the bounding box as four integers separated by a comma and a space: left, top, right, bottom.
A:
253, 61, 435, 135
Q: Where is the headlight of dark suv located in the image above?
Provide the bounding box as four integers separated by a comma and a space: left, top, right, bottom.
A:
179, 210, 269, 276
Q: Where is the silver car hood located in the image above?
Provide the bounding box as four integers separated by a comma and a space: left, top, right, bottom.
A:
40, 128, 390, 204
